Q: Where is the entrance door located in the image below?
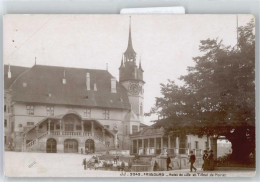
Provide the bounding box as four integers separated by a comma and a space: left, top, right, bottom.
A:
46, 138, 57, 153
85, 139, 95, 154
64, 139, 78, 153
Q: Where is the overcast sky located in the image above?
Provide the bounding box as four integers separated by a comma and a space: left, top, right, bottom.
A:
4, 14, 253, 125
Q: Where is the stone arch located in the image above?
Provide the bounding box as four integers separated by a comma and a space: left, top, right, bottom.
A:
85, 139, 95, 154
64, 139, 78, 153
46, 138, 57, 153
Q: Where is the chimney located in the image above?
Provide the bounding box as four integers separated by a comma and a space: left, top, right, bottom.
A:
111, 77, 117, 93
106, 63, 108, 71
94, 83, 97, 91
86, 72, 90, 90
8, 64, 11, 79
62, 70, 66, 84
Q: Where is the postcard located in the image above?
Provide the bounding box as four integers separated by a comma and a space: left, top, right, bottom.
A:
3, 14, 255, 177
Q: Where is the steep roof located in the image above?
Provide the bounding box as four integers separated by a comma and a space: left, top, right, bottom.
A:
130, 126, 165, 139
4, 65, 29, 89
4, 64, 131, 110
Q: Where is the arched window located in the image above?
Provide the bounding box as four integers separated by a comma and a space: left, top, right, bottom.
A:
140, 102, 143, 115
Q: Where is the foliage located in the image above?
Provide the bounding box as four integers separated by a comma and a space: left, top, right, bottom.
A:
147, 20, 255, 161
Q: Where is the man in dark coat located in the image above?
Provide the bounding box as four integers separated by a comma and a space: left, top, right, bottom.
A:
202, 150, 208, 171
82, 158, 87, 170
208, 150, 214, 171
189, 151, 197, 172
166, 154, 172, 171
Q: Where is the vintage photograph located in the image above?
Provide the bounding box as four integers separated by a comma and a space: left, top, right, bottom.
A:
3, 14, 255, 177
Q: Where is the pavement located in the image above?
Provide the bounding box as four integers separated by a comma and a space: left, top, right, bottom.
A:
4, 151, 256, 177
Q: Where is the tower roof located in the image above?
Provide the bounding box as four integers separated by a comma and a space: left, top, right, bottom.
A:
124, 16, 136, 61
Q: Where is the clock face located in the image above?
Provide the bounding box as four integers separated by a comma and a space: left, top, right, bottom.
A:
129, 83, 140, 95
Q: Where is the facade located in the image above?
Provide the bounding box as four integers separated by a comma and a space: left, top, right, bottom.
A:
4, 21, 144, 154
130, 126, 217, 159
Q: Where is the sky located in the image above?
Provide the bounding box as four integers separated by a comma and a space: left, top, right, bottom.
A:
4, 14, 253, 125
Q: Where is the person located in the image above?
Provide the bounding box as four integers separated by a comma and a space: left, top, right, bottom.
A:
189, 151, 197, 172
202, 150, 208, 171
166, 154, 172, 171
82, 158, 87, 170
113, 155, 117, 164
128, 159, 132, 171
208, 150, 214, 171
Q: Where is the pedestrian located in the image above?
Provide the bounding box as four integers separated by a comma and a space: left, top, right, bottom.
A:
166, 154, 172, 171
128, 159, 132, 171
113, 155, 118, 164
202, 150, 208, 171
82, 158, 87, 170
189, 151, 197, 172
208, 150, 214, 171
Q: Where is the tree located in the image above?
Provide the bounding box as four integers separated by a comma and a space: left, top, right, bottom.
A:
148, 20, 255, 162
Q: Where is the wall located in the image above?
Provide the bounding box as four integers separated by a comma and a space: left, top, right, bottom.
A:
9, 102, 134, 151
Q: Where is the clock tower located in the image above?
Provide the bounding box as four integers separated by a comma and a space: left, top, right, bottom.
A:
119, 17, 145, 129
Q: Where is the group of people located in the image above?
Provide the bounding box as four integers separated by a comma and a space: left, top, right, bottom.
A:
166, 149, 215, 172
190, 149, 214, 172
82, 155, 99, 170
82, 155, 132, 171
202, 149, 214, 171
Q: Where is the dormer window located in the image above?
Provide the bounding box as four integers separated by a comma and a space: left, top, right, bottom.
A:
26, 105, 34, 115
84, 108, 91, 118
46, 106, 54, 116
103, 109, 110, 120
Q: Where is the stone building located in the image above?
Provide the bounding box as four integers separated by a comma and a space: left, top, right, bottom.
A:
4, 20, 144, 154
130, 126, 217, 159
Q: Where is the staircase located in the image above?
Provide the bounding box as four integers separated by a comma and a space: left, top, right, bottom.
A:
25, 132, 48, 151
24, 131, 107, 152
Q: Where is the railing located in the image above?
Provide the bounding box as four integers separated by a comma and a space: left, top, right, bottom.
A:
26, 132, 48, 148
49, 131, 91, 136
48, 131, 105, 143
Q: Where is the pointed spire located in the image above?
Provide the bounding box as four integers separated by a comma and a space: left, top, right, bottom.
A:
120, 54, 124, 68
62, 70, 66, 84
8, 63, 11, 78
139, 56, 142, 68
139, 56, 143, 71
124, 16, 136, 62
35, 57, 37, 65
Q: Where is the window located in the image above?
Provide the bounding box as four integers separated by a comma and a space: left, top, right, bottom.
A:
103, 109, 110, 119
4, 136, 6, 145
56, 124, 60, 130
140, 103, 143, 115
195, 141, 199, 149
4, 120, 7, 128
46, 106, 54, 116
187, 142, 191, 149
18, 124, 23, 128
26, 105, 34, 115
104, 125, 110, 129
84, 108, 91, 118
27, 122, 34, 126
65, 124, 74, 131
4, 105, 6, 112
76, 125, 82, 130
132, 125, 138, 134
205, 141, 208, 150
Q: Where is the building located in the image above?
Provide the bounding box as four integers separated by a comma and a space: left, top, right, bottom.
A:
130, 126, 217, 159
4, 20, 144, 154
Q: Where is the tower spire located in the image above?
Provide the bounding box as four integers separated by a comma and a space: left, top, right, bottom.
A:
120, 54, 124, 67
8, 63, 11, 78
124, 16, 136, 62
